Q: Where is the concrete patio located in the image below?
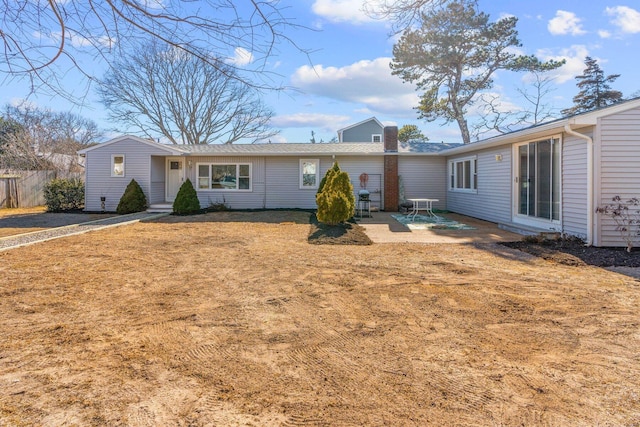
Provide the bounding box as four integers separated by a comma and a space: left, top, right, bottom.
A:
355, 211, 523, 244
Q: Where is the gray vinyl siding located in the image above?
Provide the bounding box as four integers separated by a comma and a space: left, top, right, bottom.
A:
263, 155, 385, 209
83, 138, 171, 212
398, 156, 447, 211
446, 146, 512, 224
150, 156, 166, 204
597, 107, 640, 246
561, 132, 590, 239
265, 157, 325, 209
334, 156, 385, 210
341, 121, 383, 142
186, 156, 266, 210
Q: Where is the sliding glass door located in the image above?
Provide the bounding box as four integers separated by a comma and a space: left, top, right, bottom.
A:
515, 138, 561, 226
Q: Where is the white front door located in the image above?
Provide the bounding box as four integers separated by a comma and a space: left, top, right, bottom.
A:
166, 157, 184, 202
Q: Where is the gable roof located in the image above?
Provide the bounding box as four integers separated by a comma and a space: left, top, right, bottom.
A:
336, 117, 384, 134
77, 135, 185, 155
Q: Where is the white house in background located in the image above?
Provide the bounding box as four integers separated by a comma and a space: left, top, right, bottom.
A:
79, 98, 640, 247
337, 117, 384, 142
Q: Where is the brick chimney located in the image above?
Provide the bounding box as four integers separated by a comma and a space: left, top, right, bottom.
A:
384, 126, 398, 152
383, 126, 399, 211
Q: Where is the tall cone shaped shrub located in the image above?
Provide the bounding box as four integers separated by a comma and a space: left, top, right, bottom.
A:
317, 161, 341, 195
172, 178, 201, 215
316, 162, 355, 225
116, 179, 148, 214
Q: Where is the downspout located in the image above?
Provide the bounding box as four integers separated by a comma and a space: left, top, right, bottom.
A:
564, 123, 594, 246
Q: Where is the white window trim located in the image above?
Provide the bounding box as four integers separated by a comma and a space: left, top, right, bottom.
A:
300, 159, 320, 190
196, 162, 252, 192
372, 134, 382, 143
449, 156, 478, 193
111, 154, 125, 177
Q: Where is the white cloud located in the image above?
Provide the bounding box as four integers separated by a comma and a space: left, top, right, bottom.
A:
140, 0, 166, 10
312, 0, 376, 24
598, 29, 612, 39
291, 57, 419, 116
536, 45, 590, 84
32, 30, 114, 49
606, 6, 640, 34
228, 47, 254, 66
9, 98, 37, 109
548, 10, 586, 36
498, 12, 516, 21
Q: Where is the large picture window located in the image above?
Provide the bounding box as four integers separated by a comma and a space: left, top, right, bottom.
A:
449, 157, 477, 192
196, 163, 251, 191
300, 159, 319, 189
111, 155, 125, 177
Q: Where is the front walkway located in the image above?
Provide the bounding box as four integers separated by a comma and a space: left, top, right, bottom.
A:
0, 212, 168, 251
355, 211, 523, 244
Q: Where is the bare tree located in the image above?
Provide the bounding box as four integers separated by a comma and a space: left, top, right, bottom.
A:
0, 104, 102, 171
98, 42, 278, 145
472, 72, 560, 139
1, 1, 305, 100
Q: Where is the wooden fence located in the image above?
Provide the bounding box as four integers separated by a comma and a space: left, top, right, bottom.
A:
0, 170, 84, 209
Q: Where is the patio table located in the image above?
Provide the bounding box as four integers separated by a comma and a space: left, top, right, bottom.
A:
406, 198, 439, 221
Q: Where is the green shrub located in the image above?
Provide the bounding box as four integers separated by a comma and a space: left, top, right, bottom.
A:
316, 162, 355, 225
317, 161, 340, 195
43, 178, 85, 212
173, 178, 201, 215
116, 179, 148, 214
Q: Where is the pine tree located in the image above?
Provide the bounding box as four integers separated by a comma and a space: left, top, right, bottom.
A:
316, 162, 355, 225
561, 56, 623, 116
172, 178, 201, 215
398, 125, 427, 143
116, 179, 148, 214
390, 1, 563, 144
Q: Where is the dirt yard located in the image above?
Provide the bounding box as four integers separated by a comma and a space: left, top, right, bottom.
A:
0, 207, 117, 238
1, 210, 639, 426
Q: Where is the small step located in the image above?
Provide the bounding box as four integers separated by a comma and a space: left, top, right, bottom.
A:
498, 222, 561, 239
147, 203, 173, 213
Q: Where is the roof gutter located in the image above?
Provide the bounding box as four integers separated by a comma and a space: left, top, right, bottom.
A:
564, 123, 594, 246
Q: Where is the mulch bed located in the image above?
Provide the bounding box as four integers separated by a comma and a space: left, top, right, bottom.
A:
308, 215, 373, 245
501, 237, 640, 267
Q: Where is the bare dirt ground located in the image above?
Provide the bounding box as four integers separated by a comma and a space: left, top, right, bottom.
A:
1, 210, 639, 426
0, 207, 116, 238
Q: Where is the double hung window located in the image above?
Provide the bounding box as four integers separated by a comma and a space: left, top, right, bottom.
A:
449, 157, 477, 192
300, 159, 319, 189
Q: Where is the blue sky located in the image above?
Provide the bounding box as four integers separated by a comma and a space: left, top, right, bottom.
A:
1, 1, 639, 144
